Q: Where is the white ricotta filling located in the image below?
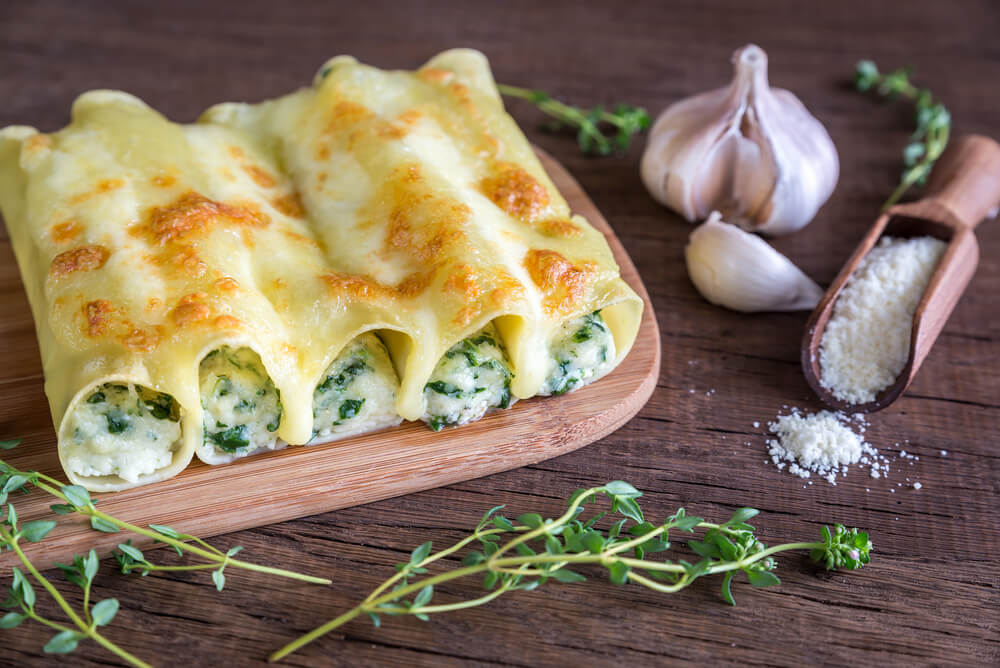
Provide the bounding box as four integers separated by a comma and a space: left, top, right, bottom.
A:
199, 346, 283, 459
819, 236, 947, 404
538, 311, 616, 396
422, 323, 514, 430
311, 332, 402, 442
64, 383, 181, 483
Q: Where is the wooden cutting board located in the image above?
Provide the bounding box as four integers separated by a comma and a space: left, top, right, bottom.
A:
0, 149, 660, 572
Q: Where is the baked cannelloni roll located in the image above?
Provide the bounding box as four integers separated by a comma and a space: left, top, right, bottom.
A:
0, 49, 643, 491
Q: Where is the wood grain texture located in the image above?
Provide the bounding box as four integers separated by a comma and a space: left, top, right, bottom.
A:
1, 1, 999, 666
0, 149, 660, 572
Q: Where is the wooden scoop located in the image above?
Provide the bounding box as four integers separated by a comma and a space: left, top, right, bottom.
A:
802, 134, 1000, 413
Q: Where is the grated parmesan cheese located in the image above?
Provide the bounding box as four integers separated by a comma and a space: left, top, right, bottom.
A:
766, 409, 885, 485
819, 236, 947, 404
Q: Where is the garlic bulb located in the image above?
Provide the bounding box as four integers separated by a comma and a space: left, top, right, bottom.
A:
641, 44, 839, 236
686, 212, 824, 312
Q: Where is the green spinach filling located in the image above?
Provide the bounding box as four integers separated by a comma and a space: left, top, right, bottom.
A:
200, 347, 283, 456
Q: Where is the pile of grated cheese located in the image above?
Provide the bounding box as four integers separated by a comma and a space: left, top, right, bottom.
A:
819, 236, 947, 404
766, 409, 885, 485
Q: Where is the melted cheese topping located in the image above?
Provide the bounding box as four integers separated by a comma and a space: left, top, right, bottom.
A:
422, 322, 514, 430
311, 332, 402, 441
199, 346, 283, 463
538, 311, 616, 396
64, 383, 181, 483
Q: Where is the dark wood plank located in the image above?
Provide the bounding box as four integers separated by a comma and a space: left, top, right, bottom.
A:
1, 1, 998, 666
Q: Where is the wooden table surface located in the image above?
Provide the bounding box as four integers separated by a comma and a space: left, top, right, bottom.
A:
2, 1, 998, 666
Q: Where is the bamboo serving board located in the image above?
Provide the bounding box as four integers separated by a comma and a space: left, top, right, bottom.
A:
0, 149, 660, 572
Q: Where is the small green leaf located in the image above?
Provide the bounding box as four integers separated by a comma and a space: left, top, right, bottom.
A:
720, 572, 736, 606
49, 504, 75, 515
410, 541, 432, 566
212, 568, 226, 592
117, 543, 145, 562
149, 524, 181, 539
462, 551, 486, 566
713, 534, 739, 561
2, 475, 29, 495
607, 561, 630, 586
673, 516, 703, 532
567, 488, 590, 507
84, 549, 98, 583
516, 513, 543, 529
514, 543, 536, 557
549, 568, 586, 583
477, 504, 505, 529
581, 530, 605, 554
226, 546, 244, 557
0, 611, 26, 628
367, 612, 381, 628
91, 598, 119, 626
61, 485, 91, 509
483, 570, 500, 590
688, 540, 720, 559
414, 612, 430, 622
90, 516, 119, 533
725, 508, 759, 526
6, 503, 16, 529
0, 440, 20, 450
613, 496, 644, 523
746, 569, 781, 588
413, 585, 433, 608
20, 520, 56, 543
492, 516, 516, 531
12, 568, 35, 609
43, 630, 79, 654
604, 481, 641, 498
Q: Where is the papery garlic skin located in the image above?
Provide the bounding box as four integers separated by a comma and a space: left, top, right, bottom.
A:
641, 44, 839, 236
685, 213, 824, 312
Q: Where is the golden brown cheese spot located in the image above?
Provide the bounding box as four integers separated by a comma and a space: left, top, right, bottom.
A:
71, 178, 124, 204
378, 167, 470, 265
316, 144, 331, 161
152, 174, 177, 188
23, 134, 52, 155
214, 277, 240, 292
443, 264, 482, 300
171, 293, 211, 327
328, 101, 375, 132
214, 315, 242, 330
272, 192, 306, 218
227, 146, 245, 159
320, 270, 431, 301
538, 218, 583, 238
121, 328, 159, 352
83, 299, 114, 337
481, 164, 550, 223
243, 164, 277, 188
50, 245, 110, 277
316, 171, 328, 184
523, 249, 595, 315
50, 220, 83, 244
146, 297, 162, 312
145, 192, 269, 245
418, 68, 455, 85
452, 304, 480, 327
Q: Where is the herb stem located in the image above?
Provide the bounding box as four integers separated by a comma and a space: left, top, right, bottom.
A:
27, 476, 330, 585
2, 527, 153, 668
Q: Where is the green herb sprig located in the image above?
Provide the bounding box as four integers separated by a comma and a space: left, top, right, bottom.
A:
270, 481, 871, 662
854, 60, 951, 209
498, 84, 650, 156
1, 440, 330, 666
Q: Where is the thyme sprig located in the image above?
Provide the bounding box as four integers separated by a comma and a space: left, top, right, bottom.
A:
271, 481, 871, 662
1, 440, 330, 666
854, 60, 952, 210
498, 84, 650, 156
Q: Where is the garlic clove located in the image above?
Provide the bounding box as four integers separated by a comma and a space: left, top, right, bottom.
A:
641, 44, 839, 236
685, 212, 824, 313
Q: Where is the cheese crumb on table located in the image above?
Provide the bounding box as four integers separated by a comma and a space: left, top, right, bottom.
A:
819, 236, 947, 404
